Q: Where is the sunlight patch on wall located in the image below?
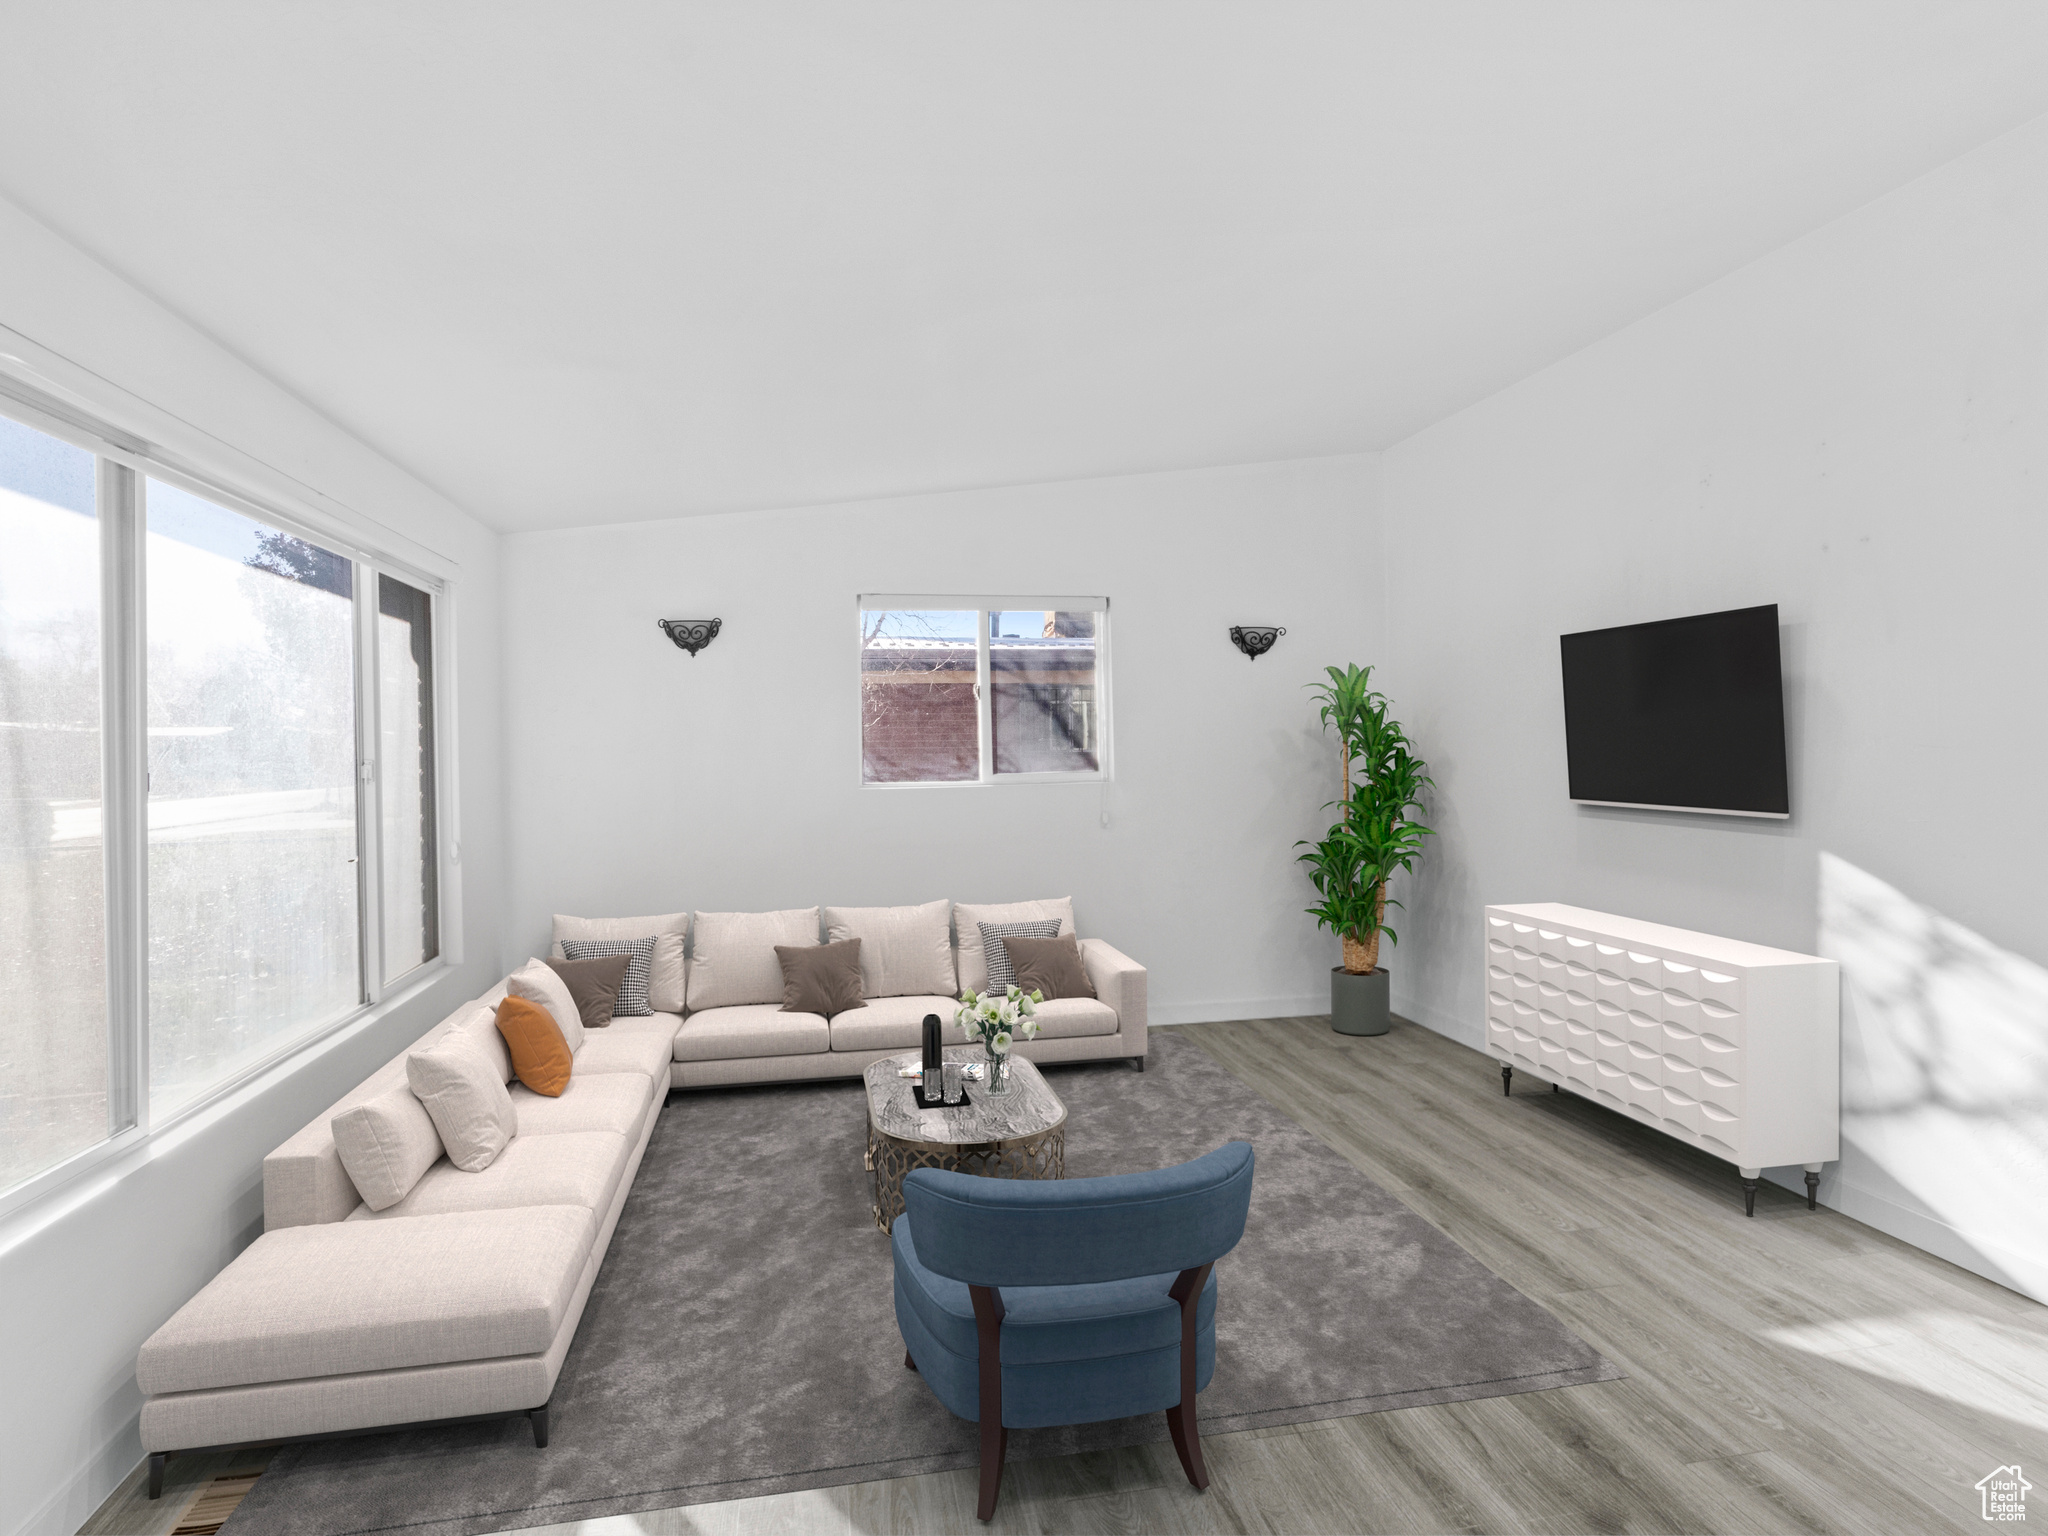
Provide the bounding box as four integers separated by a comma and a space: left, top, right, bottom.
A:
1820, 853, 2048, 1297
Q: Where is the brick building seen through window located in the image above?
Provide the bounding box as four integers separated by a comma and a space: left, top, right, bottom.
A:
860, 605, 1103, 784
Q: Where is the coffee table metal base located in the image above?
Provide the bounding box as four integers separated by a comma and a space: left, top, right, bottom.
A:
866, 1126, 1065, 1232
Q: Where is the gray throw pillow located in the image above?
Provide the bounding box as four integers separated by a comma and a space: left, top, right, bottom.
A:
561, 934, 657, 1015
978, 918, 1062, 992
775, 938, 865, 1016
547, 953, 631, 1028
1002, 934, 1097, 1001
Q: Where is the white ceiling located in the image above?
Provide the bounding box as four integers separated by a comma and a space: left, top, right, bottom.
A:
3, 4, 2048, 533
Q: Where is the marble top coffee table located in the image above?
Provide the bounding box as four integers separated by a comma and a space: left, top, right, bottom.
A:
863, 1046, 1067, 1232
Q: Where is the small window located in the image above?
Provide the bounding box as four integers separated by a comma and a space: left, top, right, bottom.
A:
859, 597, 1107, 784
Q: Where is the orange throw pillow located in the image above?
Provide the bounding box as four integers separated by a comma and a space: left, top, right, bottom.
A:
495, 995, 572, 1097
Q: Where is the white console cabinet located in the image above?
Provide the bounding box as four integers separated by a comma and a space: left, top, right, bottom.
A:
1483, 903, 1839, 1215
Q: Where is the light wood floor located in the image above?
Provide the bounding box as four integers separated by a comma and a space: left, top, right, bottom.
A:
84, 1018, 2048, 1536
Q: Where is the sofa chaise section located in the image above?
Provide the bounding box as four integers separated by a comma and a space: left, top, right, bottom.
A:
137, 987, 669, 1495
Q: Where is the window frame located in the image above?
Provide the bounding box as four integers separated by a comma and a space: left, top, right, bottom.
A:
0, 380, 457, 1221
855, 593, 1112, 788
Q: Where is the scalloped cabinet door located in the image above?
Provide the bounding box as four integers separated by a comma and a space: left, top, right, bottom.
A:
1483, 903, 1839, 1170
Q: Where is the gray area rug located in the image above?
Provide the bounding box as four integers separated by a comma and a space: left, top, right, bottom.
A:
228, 1031, 1619, 1536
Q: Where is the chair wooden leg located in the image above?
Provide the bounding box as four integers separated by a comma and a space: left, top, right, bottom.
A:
528, 1402, 550, 1448
978, 1420, 1009, 1521
904, 1349, 918, 1371
147, 1453, 166, 1500
1167, 1263, 1214, 1491
1166, 1401, 1208, 1491
970, 1283, 1008, 1521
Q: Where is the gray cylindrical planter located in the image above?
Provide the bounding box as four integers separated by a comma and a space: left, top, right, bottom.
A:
1330, 966, 1390, 1036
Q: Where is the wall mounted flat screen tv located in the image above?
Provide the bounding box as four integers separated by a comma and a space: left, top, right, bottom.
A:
1560, 604, 1789, 818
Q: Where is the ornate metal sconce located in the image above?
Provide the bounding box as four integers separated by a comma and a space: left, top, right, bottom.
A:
1229, 625, 1285, 660
657, 618, 722, 656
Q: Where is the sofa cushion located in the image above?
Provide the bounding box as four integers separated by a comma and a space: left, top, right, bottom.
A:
954, 898, 1075, 996
776, 938, 865, 1016
688, 908, 820, 1010
978, 918, 1063, 993
510, 1072, 652, 1138
561, 934, 657, 1017
406, 1035, 516, 1172
674, 1003, 829, 1062
449, 1001, 516, 1084
348, 1130, 629, 1223
824, 899, 956, 999
1003, 934, 1098, 1001
136, 1206, 594, 1396
509, 958, 585, 1054
828, 995, 961, 1054
553, 912, 688, 1013
330, 1085, 444, 1212
494, 996, 573, 1097
575, 1016, 681, 1079
1027, 997, 1120, 1040
546, 952, 629, 1028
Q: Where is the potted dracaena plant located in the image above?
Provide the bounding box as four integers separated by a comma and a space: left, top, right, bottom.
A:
1297, 664, 1433, 1035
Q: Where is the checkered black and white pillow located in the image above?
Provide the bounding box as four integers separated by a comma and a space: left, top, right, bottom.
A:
562, 934, 657, 1016
977, 918, 1063, 994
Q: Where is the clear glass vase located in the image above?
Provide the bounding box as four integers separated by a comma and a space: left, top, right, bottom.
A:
985, 1043, 1011, 1094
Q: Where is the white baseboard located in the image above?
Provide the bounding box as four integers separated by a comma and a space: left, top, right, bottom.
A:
1149, 996, 1327, 1027
14, 1423, 140, 1536
1789, 1173, 2048, 1304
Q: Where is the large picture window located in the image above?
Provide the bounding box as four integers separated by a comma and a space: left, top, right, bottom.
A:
859, 596, 1107, 785
0, 415, 106, 1193
0, 395, 445, 1205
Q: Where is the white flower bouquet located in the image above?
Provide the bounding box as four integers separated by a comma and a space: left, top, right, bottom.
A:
955, 984, 1043, 1059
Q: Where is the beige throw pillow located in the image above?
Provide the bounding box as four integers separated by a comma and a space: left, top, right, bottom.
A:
824, 899, 955, 999
332, 1085, 445, 1211
509, 958, 585, 1054
552, 912, 688, 1013
406, 1036, 516, 1172
953, 898, 1076, 996
688, 908, 821, 1011
448, 1001, 514, 1083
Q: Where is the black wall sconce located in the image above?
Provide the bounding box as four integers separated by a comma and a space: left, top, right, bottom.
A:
658, 618, 722, 656
1229, 625, 1285, 660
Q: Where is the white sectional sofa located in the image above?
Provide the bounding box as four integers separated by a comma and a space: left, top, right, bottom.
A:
135, 901, 1145, 1493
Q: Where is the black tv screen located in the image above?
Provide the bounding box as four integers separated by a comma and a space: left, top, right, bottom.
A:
1560, 604, 1789, 817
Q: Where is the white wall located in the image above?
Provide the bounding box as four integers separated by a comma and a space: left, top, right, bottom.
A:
1379, 115, 2048, 1298
0, 196, 508, 1536
501, 455, 1381, 1023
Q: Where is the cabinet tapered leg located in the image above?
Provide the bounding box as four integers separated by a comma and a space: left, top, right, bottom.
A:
1501, 1064, 1512, 1096
1740, 1176, 1759, 1217
1805, 1170, 1820, 1209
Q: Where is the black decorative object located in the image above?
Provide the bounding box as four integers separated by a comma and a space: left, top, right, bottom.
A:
1229, 625, 1285, 660
657, 618, 722, 656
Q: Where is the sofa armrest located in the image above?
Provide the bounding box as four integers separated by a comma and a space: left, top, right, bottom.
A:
1078, 938, 1147, 1049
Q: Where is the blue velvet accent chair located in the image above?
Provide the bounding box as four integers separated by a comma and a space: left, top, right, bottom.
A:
893, 1141, 1255, 1521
